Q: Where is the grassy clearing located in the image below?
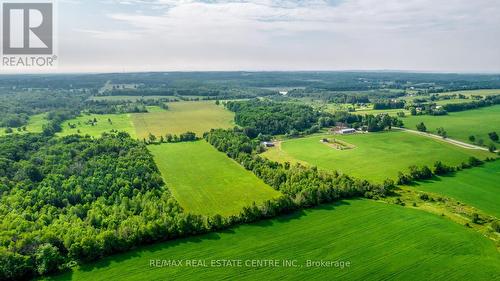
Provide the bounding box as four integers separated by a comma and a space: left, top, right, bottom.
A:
132, 101, 234, 139
47, 200, 500, 281
0, 113, 47, 136
262, 131, 491, 183
58, 113, 137, 138
412, 160, 500, 218
403, 105, 500, 145
148, 141, 281, 216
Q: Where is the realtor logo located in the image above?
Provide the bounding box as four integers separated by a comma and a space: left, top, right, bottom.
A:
1, 1, 57, 68
3, 3, 53, 55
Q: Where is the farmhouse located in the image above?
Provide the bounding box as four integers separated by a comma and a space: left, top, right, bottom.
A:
338, 128, 356, 134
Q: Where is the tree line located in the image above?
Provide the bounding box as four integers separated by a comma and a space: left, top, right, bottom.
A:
442, 95, 500, 112
396, 157, 492, 185
204, 128, 394, 205
84, 99, 170, 114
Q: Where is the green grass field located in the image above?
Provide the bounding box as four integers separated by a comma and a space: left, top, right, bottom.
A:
403, 105, 500, 145
0, 113, 47, 136
262, 131, 491, 182
412, 161, 500, 218
58, 113, 137, 138
47, 200, 500, 281
132, 101, 234, 139
447, 89, 500, 97
148, 141, 281, 216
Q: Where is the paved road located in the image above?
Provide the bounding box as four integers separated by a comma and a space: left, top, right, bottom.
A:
394, 127, 495, 152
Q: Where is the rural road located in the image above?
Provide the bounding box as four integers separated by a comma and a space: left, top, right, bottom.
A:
394, 127, 493, 152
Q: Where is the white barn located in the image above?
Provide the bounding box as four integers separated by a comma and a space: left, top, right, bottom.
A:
339, 128, 356, 134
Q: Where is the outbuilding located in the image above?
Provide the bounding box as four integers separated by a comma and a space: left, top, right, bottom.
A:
262, 142, 275, 147
339, 128, 356, 134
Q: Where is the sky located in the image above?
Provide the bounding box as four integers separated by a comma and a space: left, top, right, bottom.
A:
10, 0, 500, 73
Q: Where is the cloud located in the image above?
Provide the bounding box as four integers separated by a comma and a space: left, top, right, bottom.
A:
56, 0, 500, 72
104, 0, 500, 40
74, 28, 143, 40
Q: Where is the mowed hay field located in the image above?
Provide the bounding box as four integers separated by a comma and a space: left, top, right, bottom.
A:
48, 200, 500, 281
148, 141, 281, 216
132, 101, 234, 138
413, 160, 500, 218
262, 131, 491, 182
403, 105, 500, 145
58, 114, 137, 138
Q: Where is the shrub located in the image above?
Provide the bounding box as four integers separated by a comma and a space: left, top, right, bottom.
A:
419, 193, 430, 201
488, 132, 498, 142
491, 221, 500, 233
416, 122, 426, 132
471, 213, 482, 224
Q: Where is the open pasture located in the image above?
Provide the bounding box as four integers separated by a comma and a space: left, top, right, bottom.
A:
48, 200, 500, 281
0, 113, 48, 136
413, 160, 500, 218
148, 141, 281, 216
132, 101, 234, 138
58, 113, 137, 138
403, 105, 500, 145
262, 131, 491, 182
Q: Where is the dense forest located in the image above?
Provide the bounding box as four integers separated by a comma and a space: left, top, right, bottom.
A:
0, 90, 88, 128
226, 100, 326, 135
0, 133, 199, 280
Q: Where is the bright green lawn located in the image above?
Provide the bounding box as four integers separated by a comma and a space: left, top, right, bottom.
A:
148, 141, 281, 216
403, 105, 500, 144
58, 114, 137, 138
262, 131, 491, 182
0, 113, 47, 136
132, 101, 234, 139
413, 161, 500, 218
47, 200, 500, 281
